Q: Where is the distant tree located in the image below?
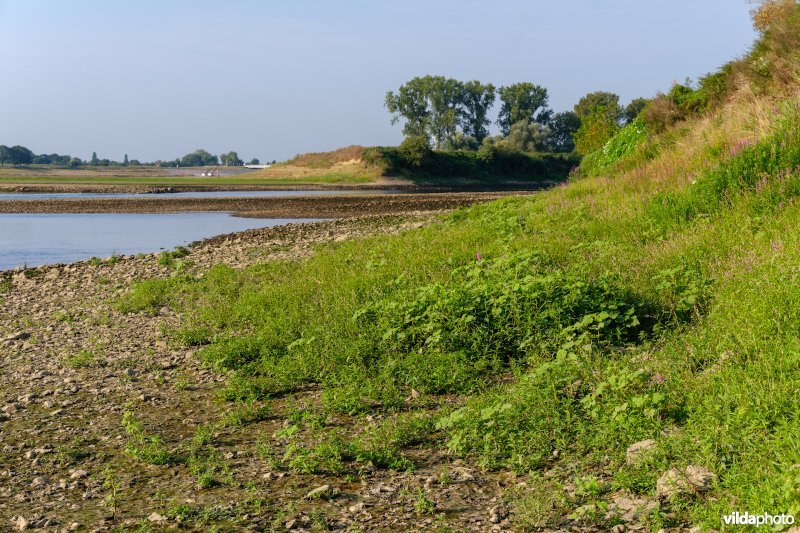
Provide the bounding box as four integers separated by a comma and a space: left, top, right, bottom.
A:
221, 151, 243, 166
70, 157, 82, 167
33, 154, 52, 165
90, 151, 99, 166
574, 91, 622, 120
8, 145, 33, 166
0, 145, 9, 166
623, 98, 649, 124
385, 77, 431, 139
180, 149, 218, 167
123, 154, 129, 166
445, 131, 479, 151
248, 158, 260, 165
459, 80, 496, 145
425, 76, 462, 148
502, 119, 550, 152
546, 111, 582, 152
129, 159, 141, 165
497, 83, 551, 135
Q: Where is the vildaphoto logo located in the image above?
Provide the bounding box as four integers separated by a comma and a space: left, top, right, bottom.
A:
722, 512, 795, 526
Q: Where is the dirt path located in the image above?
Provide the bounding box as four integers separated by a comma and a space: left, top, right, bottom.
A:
0, 213, 522, 532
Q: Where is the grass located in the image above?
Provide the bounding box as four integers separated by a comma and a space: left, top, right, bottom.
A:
112, 8, 800, 528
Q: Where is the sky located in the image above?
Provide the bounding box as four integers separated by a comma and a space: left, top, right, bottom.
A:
0, 0, 757, 163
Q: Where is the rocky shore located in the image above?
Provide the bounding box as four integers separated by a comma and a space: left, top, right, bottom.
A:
0, 211, 525, 531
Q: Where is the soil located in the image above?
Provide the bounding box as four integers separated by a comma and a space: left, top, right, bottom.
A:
0, 192, 528, 218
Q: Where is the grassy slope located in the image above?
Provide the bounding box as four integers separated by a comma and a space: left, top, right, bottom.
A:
118, 11, 800, 529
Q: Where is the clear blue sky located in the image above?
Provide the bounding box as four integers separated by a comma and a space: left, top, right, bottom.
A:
0, 0, 756, 163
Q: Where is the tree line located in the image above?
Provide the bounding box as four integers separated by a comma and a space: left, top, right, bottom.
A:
0, 145, 272, 168
385, 75, 647, 156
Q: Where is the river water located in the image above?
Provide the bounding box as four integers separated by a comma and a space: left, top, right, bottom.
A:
0, 190, 388, 201
0, 212, 324, 271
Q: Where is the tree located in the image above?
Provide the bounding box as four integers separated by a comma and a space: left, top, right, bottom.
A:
248, 158, 260, 165
90, 152, 99, 166
502, 119, 550, 152
497, 83, 550, 135
546, 111, 582, 152
385, 75, 464, 149
385, 77, 431, 139
0, 145, 9, 166
221, 151, 243, 166
623, 98, 649, 124
8, 145, 33, 166
70, 157, 82, 168
574, 91, 622, 120
180, 149, 218, 167
425, 76, 462, 149
123, 154, 129, 166
459, 80, 495, 144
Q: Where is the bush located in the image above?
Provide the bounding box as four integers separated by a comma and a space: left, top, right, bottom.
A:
642, 94, 685, 133
398, 135, 432, 168
573, 107, 620, 156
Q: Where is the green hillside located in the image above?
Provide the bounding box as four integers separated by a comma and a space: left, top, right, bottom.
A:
119, 2, 800, 528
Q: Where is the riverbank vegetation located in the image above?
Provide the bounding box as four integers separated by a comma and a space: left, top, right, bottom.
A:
109, 2, 800, 528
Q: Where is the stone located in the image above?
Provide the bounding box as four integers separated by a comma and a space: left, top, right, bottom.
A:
656, 465, 717, 498
348, 502, 365, 513
31, 477, 48, 488
147, 512, 168, 523
305, 484, 333, 499
5, 332, 30, 342
685, 465, 717, 491
69, 469, 88, 480
625, 439, 656, 465
12, 516, 29, 531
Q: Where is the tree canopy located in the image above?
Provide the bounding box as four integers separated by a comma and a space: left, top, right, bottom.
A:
180, 149, 219, 167
497, 83, 550, 135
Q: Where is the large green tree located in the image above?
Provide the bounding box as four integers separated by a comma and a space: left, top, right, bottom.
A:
574, 91, 622, 120
0, 145, 9, 166
385, 75, 464, 149
385, 77, 431, 139
459, 80, 496, 144
497, 83, 550, 135
425, 76, 463, 149
546, 111, 582, 152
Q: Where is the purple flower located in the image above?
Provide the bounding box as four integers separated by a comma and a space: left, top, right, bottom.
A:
476, 252, 482, 262
653, 372, 665, 384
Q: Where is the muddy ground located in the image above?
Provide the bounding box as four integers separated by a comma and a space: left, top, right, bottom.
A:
0, 192, 524, 218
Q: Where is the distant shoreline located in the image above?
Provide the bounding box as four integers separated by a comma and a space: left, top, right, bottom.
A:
0, 191, 531, 218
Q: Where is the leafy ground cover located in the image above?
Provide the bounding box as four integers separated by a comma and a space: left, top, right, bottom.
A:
116, 79, 800, 527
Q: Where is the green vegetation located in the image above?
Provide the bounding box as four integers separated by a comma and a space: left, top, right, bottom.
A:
112, 2, 800, 528
364, 146, 578, 183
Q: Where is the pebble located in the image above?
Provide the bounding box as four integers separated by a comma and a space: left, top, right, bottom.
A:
69, 469, 88, 480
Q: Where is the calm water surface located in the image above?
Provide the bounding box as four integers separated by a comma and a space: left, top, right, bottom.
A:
0, 213, 322, 270
0, 190, 390, 200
